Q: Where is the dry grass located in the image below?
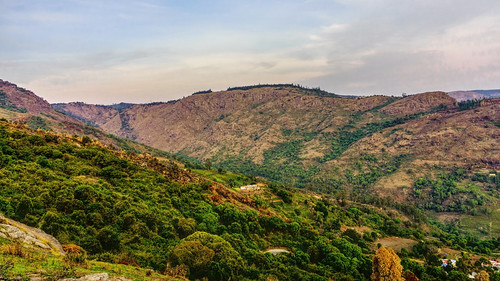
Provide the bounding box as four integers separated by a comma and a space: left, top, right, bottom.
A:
374, 237, 419, 252
1, 242, 29, 258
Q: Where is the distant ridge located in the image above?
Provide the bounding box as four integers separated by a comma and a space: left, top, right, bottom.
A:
448, 89, 500, 101
226, 83, 338, 97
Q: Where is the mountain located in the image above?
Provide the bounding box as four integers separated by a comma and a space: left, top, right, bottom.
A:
1, 79, 500, 280
448, 89, 500, 101
54, 86, 498, 189
0, 79, 174, 156
54, 86, 500, 239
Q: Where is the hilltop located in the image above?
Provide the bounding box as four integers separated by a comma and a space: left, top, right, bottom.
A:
54, 85, 499, 190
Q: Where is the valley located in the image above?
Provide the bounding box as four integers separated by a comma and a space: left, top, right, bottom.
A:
0, 80, 499, 280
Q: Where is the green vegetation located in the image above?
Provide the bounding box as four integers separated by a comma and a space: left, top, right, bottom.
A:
227, 84, 338, 97
457, 99, 483, 111
0, 119, 428, 280
410, 168, 497, 214
0, 119, 499, 280
193, 168, 253, 188
217, 140, 320, 187
27, 116, 49, 130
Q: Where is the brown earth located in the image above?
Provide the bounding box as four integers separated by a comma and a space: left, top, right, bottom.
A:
0, 80, 175, 155
374, 237, 419, 252
54, 86, 500, 203
379, 91, 456, 116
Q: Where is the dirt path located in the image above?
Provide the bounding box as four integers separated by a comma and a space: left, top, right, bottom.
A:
264, 248, 291, 255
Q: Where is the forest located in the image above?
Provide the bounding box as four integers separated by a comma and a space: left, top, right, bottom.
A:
0, 118, 500, 280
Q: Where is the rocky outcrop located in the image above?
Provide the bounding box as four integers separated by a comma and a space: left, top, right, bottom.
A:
58, 273, 131, 281
0, 213, 65, 255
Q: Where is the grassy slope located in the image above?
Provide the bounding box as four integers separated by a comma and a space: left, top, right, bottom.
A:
0, 237, 179, 280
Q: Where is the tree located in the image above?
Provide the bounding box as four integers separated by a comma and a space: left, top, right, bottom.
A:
204, 159, 212, 170
172, 231, 242, 280
371, 246, 404, 281
456, 251, 472, 274
403, 271, 419, 281
173, 240, 215, 278
476, 270, 490, 281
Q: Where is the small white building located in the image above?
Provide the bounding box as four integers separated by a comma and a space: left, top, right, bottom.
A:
240, 184, 261, 191
441, 259, 456, 267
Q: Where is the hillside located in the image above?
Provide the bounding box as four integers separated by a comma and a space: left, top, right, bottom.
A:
0, 79, 177, 157
448, 89, 500, 101
53, 86, 500, 243
1, 118, 500, 281
54, 86, 499, 191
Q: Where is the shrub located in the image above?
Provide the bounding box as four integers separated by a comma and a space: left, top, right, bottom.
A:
1, 242, 28, 258
62, 244, 87, 266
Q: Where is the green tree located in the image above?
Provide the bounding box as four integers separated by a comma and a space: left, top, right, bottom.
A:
172, 231, 242, 280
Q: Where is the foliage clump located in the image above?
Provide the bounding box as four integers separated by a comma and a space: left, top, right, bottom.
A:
371, 246, 403, 281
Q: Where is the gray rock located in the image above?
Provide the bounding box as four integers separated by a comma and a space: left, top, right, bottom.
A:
58, 273, 132, 281
0, 213, 65, 255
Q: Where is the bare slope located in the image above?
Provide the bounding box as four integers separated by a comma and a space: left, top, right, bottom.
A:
55, 86, 392, 164
55, 86, 498, 191
52, 102, 119, 127
0, 79, 168, 155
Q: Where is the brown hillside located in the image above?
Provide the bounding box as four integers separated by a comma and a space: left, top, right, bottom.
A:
61, 87, 392, 162
0, 79, 170, 156
52, 102, 119, 127
54, 86, 498, 200
325, 98, 500, 200
0, 79, 53, 114
379, 91, 456, 116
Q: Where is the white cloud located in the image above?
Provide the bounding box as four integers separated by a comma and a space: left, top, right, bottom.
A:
2, 0, 499, 102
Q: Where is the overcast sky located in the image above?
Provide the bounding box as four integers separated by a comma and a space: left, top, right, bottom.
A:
1, 0, 499, 104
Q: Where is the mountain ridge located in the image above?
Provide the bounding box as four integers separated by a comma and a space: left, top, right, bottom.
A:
53, 86, 500, 194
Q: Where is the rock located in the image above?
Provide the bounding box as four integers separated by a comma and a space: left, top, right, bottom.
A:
58, 273, 132, 281
0, 213, 65, 255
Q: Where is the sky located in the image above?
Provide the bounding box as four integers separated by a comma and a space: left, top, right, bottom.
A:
1, 0, 500, 104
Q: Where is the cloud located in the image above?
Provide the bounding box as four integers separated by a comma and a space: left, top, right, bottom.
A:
298, 0, 500, 94
1, 0, 499, 102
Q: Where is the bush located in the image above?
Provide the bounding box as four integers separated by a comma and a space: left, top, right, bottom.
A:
1, 242, 28, 258
62, 244, 87, 266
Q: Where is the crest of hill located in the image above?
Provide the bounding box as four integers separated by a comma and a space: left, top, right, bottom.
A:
52, 102, 120, 127
379, 91, 456, 116
0, 79, 172, 156
0, 79, 53, 114
224, 83, 339, 97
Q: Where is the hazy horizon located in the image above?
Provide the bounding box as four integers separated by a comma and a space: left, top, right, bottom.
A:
2, 0, 500, 104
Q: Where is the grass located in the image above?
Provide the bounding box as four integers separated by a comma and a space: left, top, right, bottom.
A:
0, 242, 180, 281
460, 204, 500, 239
192, 169, 253, 188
